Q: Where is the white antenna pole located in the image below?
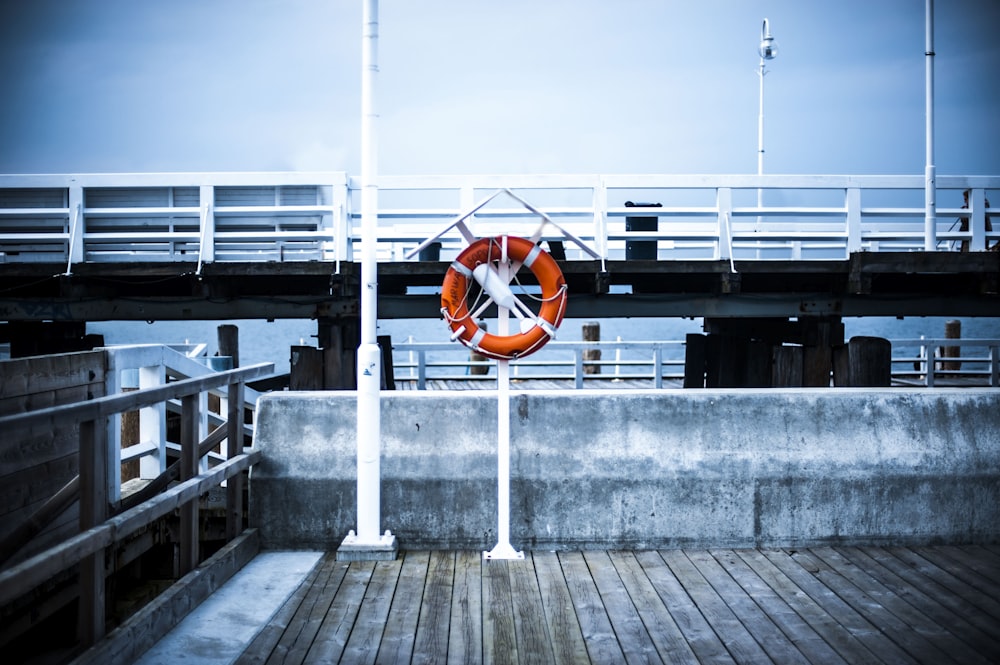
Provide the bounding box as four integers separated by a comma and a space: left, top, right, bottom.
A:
924, 0, 937, 251
339, 0, 396, 560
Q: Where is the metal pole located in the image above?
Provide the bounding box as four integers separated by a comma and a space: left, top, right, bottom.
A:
339, 0, 395, 559
924, 0, 937, 251
485, 241, 523, 560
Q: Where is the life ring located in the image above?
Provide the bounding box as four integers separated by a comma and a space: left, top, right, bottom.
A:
441, 235, 567, 360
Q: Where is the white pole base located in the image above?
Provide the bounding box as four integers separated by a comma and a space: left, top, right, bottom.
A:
336, 529, 398, 562
483, 542, 524, 561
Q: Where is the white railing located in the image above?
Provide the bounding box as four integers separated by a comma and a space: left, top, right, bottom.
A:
392, 337, 1000, 389
0, 173, 996, 268
103, 343, 267, 501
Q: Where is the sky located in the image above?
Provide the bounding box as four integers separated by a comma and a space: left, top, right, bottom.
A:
1, 0, 999, 178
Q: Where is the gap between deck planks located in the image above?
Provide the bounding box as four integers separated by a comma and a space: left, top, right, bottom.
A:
234, 546, 1000, 665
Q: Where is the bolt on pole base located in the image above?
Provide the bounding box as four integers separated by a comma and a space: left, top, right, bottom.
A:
336, 529, 398, 562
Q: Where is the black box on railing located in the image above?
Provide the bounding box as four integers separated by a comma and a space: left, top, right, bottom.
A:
624, 201, 661, 260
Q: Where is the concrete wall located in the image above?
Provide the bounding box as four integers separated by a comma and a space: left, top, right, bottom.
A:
251, 389, 1000, 551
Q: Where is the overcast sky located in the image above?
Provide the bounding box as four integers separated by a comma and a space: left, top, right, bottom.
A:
1, 0, 998, 177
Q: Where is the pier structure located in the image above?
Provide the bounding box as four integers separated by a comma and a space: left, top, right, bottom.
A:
0, 172, 998, 386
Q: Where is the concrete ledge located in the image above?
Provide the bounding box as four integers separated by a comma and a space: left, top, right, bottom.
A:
72, 529, 260, 665
251, 390, 1000, 550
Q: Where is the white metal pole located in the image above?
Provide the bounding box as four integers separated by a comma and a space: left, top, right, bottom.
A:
924, 0, 937, 251
757, 53, 765, 207
485, 243, 522, 560
356, 0, 383, 545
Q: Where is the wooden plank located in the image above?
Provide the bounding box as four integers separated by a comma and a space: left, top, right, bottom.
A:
884, 547, 1000, 622
232, 553, 336, 665
734, 549, 882, 665
608, 550, 698, 664
412, 550, 454, 664
303, 561, 375, 665
793, 548, 961, 664
448, 550, 483, 665
340, 558, 403, 664
482, 559, 518, 665
760, 549, 918, 665
841, 547, 1000, 662
0, 350, 105, 403
706, 550, 846, 664
378, 551, 429, 665
0, 452, 77, 518
558, 551, 624, 664
934, 545, 1000, 590
262, 554, 349, 665
582, 550, 659, 664
816, 548, 992, 665
635, 551, 733, 665
532, 551, 590, 664
508, 555, 555, 664
659, 549, 771, 664
0, 428, 79, 477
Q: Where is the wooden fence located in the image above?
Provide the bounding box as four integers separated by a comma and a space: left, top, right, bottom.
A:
0, 360, 272, 650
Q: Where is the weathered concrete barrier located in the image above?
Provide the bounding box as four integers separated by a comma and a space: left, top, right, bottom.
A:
251, 389, 1000, 550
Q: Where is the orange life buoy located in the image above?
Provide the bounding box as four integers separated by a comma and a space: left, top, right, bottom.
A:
441, 235, 567, 360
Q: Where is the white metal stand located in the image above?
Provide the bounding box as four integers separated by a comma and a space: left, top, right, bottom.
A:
484, 256, 523, 560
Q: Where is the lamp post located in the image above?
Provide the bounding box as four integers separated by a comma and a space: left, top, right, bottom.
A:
757, 19, 778, 219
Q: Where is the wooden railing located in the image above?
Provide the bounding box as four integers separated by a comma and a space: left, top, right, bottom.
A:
392, 338, 1000, 388
0, 361, 273, 647
0, 172, 996, 268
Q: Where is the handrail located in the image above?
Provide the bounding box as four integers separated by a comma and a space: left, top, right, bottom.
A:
0, 357, 274, 647
1, 172, 996, 265
391, 338, 1000, 388
0, 363, 273, 432
0, 450, 259, 608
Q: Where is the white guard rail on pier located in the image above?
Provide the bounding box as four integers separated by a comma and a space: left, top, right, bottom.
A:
103, 343, 266, 502
0, 173, 997, 267
392, 337, 1000, 389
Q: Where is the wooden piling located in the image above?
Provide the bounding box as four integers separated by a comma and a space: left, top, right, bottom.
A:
217, 324, 239, 368
942, 319, 961, 372
683, 333, 707, 388
848, 336, 892, 387
583, 322, 601, 375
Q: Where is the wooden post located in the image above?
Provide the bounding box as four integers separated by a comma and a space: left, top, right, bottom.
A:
217, 324, 239, 368
179, 394, 200, 575
772, 345, 803, 387
583, 321, 601, 375
290, 346, 324, 390
848, 336, 892, 387
317, 317, 359, 389
78, 417, 108, 645
745, 340, 772, 388
942, 319, 961, 372
225, 380, 245, 541
683, 333, 707, 388
803, 320, 834, 387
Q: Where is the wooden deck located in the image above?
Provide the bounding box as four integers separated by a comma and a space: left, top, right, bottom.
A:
234, 545, 1000, 665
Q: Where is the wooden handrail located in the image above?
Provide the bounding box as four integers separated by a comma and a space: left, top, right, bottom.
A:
0, 362, 273, 433
0, 450, 259, 608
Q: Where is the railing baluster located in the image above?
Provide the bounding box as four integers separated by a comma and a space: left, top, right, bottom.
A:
226, 380, 245, 540
179, 394, 200, 575
78, 416, 108, 645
